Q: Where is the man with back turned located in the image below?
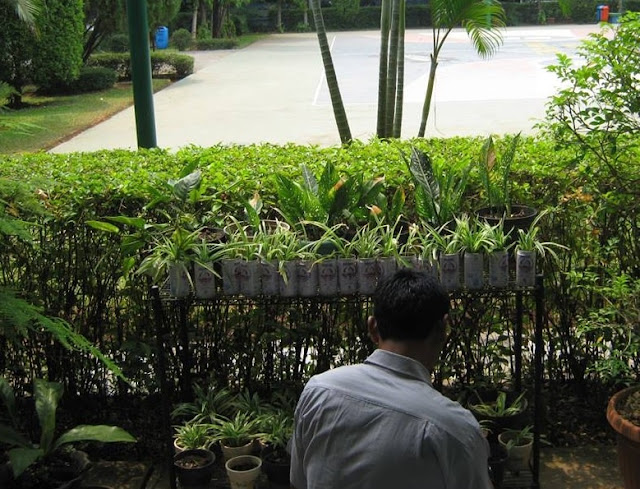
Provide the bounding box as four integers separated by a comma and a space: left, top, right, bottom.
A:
290, 268, 492, 489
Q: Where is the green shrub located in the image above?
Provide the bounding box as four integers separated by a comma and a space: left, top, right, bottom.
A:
32, 0, 84, 92
72, 66, 117, 92
194, 38, 238, 50
102, 33, 130, 53
171, 28, 193, 51
88, 52, 194, 80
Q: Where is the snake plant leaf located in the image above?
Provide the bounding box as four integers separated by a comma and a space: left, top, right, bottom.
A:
54, 425, 136, 450
9, 447, 44, 479
301, 165, 319, 194
406, 147, 440, 203
35, 379, 63, 455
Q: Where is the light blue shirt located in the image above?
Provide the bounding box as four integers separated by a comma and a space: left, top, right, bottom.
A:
290, 349, 492, 489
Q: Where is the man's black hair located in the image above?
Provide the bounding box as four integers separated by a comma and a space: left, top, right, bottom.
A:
373, 268, 450, 341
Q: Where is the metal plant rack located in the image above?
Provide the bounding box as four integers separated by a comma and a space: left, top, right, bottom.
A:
151, 275, 544, 489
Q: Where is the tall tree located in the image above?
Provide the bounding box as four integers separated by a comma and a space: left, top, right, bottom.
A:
0, 1, 37, 106
83, 0, 125, 62
310, 0, 352, 144
31, 0, 84, 92
417, 0, 506, 137
376, 0, 405, 138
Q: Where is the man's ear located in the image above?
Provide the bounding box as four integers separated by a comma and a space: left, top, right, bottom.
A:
367, 316, 380, 344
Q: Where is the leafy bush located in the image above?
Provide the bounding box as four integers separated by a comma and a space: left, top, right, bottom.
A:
195, 38, 238, 50
102, 33, 130, 53
31, 0, 84, 92
171, 28, 192, 51
88, 51, 194, 80
72, 66, 117, 92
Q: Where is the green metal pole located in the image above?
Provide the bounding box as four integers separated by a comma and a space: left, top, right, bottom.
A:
126, 0, 157, 149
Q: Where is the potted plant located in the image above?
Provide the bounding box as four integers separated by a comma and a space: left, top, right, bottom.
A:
482, 220, 513, 288
498, 425, 534, 474
475, 133, 537, 236
514, 211, 566, 287
192, 242, 218, 299
225, 454, 262, 489
174, 448, 216, 488
173, 421, 214, 453
607, 385, 640, 489
349, 222, 384, 295
488, 442, 509, 489
426, 223, 462, 291
217, 218, 260, 296
469, 391, 529, 435
137, 227, 202, 297
257, 412, 294, 486
210, 412, 260, 462
313, 223, 358, 296
0, 378, 136, 488
453, 215, 493, 290
402, 146, 470, 228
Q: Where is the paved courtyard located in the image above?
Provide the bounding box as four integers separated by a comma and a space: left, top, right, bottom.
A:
51, 24, 603, 152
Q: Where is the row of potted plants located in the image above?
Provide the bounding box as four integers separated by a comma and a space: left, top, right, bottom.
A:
171, 385, 295, 488
142, 213, 564, 298
468, 389, 534, 488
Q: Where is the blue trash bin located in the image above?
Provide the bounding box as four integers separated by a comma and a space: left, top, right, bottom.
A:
155, 26, 169, 49
596, 5, 603, 22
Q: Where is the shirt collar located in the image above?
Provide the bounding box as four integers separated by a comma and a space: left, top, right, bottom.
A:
364, 349, 433, 386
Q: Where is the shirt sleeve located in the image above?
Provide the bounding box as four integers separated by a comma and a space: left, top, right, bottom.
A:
289, 386, 311, 489
426, 422, 493, 489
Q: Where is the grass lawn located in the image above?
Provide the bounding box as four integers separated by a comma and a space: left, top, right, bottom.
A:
0, 34, 267, 155
0, 79, 172, 155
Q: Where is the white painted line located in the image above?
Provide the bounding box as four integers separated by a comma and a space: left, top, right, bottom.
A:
313, 35, 337, 106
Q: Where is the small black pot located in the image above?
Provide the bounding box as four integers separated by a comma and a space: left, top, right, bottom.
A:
488, 443, 508, 489
261, 445, 291, 486
174, 449, 216, 487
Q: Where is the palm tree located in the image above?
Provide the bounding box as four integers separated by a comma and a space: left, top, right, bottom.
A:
309, 0, 352, 145
4, 0, 41, 25
377, 0, 406, 139
417, 0, 506, 138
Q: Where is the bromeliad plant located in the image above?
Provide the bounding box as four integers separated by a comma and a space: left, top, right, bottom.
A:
403, 147, 470, 228
0, 378, 136, 480
273, 161, 387, 238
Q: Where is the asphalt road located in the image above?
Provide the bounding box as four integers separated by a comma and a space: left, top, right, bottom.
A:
51, 24, 603, 153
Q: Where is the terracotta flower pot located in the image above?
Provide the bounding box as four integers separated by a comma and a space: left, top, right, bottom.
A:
607, 386, 640, 489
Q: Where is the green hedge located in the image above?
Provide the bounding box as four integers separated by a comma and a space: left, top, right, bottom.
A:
0, 137, 637, 404
194, 38, 239, 50
88, 51, 194, 80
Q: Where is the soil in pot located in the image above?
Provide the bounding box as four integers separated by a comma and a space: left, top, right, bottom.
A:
174, 448, 216, 487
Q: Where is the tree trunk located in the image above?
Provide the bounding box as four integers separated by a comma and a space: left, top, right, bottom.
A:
191, 0, 199, 40
277, 0, 282, 31
310, 0, 352, 144
211, 0, 226, 38
392, 0, 405, 138
384, 0, 401, 137
417, 54, 438, 137
376, 0, 391, 137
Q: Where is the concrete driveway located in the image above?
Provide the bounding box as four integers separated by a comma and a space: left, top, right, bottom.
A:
51, 24, 603, 153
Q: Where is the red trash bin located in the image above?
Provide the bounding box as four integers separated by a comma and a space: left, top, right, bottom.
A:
601, 5, 610, 22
